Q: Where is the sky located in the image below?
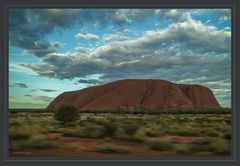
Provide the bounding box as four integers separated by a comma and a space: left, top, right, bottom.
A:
8, 8, 231, 108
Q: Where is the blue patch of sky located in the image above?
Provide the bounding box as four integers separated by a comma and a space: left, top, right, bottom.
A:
9, 46, 40, 64
190, 9, 231, 30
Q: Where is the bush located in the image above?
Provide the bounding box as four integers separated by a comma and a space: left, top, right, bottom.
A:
208, 139, 231, 155
9, 121, 21, 126
121, 121, 140, 135
116, 134, 144, 143
79, 118, 118, 137
192, 138, 231, 155
194, 137, 214, 145
169, 128, 201, 136
176, 144, 194, 154
203, 129, 219, 137
24, 135, 57, 149
62, 129, 80, 137
54, 104, 79, 124
63, 123, 107, 139
150, 140, 175, 151
78, 123, 106, 138
96, 144, 130, 153
223, 132, 231, 140
9, 132, 31, 140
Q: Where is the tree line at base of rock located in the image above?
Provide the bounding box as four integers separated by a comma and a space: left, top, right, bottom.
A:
10, 105, 231, 115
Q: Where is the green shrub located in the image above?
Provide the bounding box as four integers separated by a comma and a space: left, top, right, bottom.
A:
96, 144, 130, 153
116, 134, 144, 143
150, 140, 175, 151
9, 121, 21, 126
79, 123, 106, 138
169, 128, 201, 136
81, 118, 118, 137
62, 129, 80, 137
176, 144, 194, 154
54, 104, 79, 124
63, 122, 77, 127
223, 132, 231, 140
203, 129, 219, 137
9, 132, 31, 140
24, 135, 57, 149
208, 139, 231, 155
64, 123, 107, 139
194, 137, 214, 145
9, 141, 25, 150
192, 138, 230, 155
121, 121, 140, 135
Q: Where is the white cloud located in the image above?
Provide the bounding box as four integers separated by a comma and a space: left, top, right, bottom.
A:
9, 63, 38, 75
218, 9, 231, 20
103, 34, 129, 43
22, 16, 231, 107
75, 33, 99, 40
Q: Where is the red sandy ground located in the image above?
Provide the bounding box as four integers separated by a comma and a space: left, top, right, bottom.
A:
9, 133, 220, 158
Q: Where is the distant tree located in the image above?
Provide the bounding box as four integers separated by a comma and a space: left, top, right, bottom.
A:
54, 104, 80, 124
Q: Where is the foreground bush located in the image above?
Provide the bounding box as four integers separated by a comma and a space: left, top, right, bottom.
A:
150, 140, 175, 151
169, 128, 201, 136
24, 135, 57, 149
9, 132, 31, 140
54, 104, 79, 124
223, 132, 231, 140
63, 123, 107, 139
96, 144, 130, 153
192, 138, 230, 155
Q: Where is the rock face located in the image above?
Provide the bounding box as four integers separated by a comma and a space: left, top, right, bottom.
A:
48, 79, 220, 110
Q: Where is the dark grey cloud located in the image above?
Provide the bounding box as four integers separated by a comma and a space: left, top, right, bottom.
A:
35, 96, 54, 102
9, 9, 81, 57
24, 94, 33, 97
77, 79, 101, 85
31, 9, 81, 33
9, 82, 28, 88
24, 94, 54, 102
31, 89, 58, 92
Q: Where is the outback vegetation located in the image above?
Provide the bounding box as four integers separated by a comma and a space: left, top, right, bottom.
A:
9, 106, 231, 158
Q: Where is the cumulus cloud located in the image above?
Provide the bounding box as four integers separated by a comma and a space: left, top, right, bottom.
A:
10, 9, 229, 58
155, 9, 190, 21
23, 16, 231, 87
9, 9, 83, 57
75, 33, 99, 40
103, 34, 129, 43
218, 9, 231, 20
111, 10, 131, 24
111, 9, 156, 24
9, 82, 28, 88
121, 29, 131, 33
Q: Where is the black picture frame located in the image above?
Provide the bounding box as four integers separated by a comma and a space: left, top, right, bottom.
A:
1, 0, 239, 165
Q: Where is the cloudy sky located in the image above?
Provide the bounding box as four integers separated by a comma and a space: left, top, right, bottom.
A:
9, 8, 231, 108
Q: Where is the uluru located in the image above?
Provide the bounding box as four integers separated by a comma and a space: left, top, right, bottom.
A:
48, 79, 220, 110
